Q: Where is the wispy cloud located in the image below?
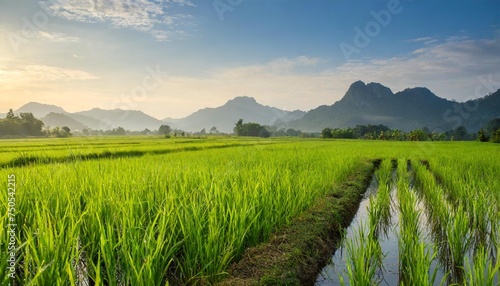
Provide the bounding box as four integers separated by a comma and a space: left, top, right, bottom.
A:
217, 56, 323, 78
150, 36, 500, 116
39, 0, 196, 41
408, 36, 438, 45
38, 31, 79, 43
408, 37, 433, 42
0, 65, 99, 84
335, 37, 500, 99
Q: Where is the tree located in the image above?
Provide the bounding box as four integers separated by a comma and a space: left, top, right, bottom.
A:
431, 132, 446, 141
62, 126, 71, 134
286, 128, 301, 137
158, 125, 171, 137
18, 113, 44, 136
233, 119, 271, 138
321, 127, 333, 139
477, 129, 489, 142
485, 118, 500, 137
378, 131, 387, 140
453, 126, 468, 141
258, 126, 271, 138
491, 129, 500, 143
234, 119, 244, 135
51, 127, 62, 137
200, 128, 206, 135
111, 127, 126, 136
6, 109, 15, 119
210, 126, 218, 134
245, 123, 261, 136
409, 129, 427, 141
391, 129, 402, 141
53, 126, 72, 137
0, 111, 44, 137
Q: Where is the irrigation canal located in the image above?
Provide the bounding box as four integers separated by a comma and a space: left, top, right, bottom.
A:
315, 168, 455, 286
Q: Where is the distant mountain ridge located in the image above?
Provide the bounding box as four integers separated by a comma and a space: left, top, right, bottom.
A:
74, 108, 164, 131
9, 102, 164, 132
41, 112, 89, 131
16, 102, 66, 118
287, 81, 500, 132
6, 81, 500, 133
9, 97, 304, 133
171, 96, 306, 133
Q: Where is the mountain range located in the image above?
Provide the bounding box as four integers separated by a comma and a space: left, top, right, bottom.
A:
170, 96, 306, 133
288, 81, 500, 132
3, 81, 499, 133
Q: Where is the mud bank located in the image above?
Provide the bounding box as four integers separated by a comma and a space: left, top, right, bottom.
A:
218, 160, 379, 286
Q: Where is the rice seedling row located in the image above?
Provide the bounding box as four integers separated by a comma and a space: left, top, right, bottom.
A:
318, 154, 499, 286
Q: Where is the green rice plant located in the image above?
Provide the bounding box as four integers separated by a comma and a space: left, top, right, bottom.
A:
16, 201, 82, 285
367, 195, 382, 240
464, 246, 500, 286
1, 139, 498, 284
341, 223, 383, 286
396, 159, 444, 286
469, 193, 490, 251
445, 204, 472, 284
400, 242, 441, 286
2, 142, 367, 284
368, 159, 393, 238
397, 178, 421, 284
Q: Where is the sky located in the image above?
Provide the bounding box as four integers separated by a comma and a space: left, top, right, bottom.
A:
1, 0, 499, 119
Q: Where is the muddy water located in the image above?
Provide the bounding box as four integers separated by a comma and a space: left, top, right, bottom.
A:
315, 173, 448, 286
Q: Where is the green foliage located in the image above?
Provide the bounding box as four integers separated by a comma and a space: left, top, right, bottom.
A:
409, 129, 428, 141
48, 126, 72, 138
484, 118, 500, 135
321, 127, 333, 139
342, 223, 383, 286
319, 124, 451, 141
233, 119, 270, 138
0, 110, 45, 137
453, 125, 468, 141
465, 246, 500, 286
158, 124, 171, 137
491, 129, 500, 143
476, 128, 489, 142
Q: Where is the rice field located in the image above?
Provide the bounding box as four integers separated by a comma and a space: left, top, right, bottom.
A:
318, 155, 499, 285
0, 137, 498, 285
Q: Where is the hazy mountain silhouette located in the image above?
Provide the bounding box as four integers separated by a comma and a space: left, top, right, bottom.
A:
8, 103, 164, 131
63, 113, 104, 131
460, 90, 500, 131
15, 102, 66, 118
172, 96, 306, 133
75, 108, 164, 131
287, 81, 500, 132
41, 112, 89, 131
6, 81, 499, 133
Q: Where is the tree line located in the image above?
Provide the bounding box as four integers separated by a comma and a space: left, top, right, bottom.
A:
321, 119, 500, 142
0, 109, 45, 137
2, 108, 498, 143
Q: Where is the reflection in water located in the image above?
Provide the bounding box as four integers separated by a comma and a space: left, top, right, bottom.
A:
316, 167, 453, 286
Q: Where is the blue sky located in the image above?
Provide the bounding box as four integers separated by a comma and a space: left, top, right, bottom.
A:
1, 0, 499, 119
